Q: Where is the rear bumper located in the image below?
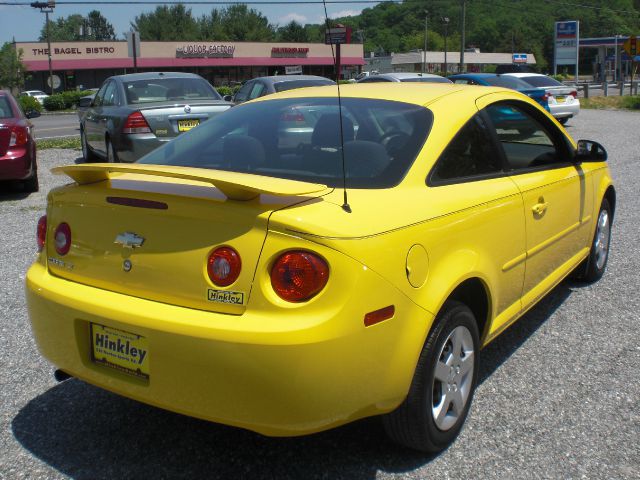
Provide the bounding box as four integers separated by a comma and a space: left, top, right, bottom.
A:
26, 259, 431, 436
0, 145, 33, 180
549, 99, 580, 119
113, 134, 169, 163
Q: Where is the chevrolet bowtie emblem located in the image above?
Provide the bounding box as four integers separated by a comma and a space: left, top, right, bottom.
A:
114, 232, 145, 249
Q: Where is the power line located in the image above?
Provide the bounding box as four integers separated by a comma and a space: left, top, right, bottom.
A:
3, 0, 401, 5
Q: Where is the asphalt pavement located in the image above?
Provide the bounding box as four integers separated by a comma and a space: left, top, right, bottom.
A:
1, 110, 639, 479
30, 113, 79, 140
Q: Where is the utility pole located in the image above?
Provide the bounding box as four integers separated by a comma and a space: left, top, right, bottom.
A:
423, 11, 428, 73
443, 17, 450, 75
459, 0, 466, 73
30, 0, 55, 95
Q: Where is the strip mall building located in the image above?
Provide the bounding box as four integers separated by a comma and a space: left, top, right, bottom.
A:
15, 40, 364, 92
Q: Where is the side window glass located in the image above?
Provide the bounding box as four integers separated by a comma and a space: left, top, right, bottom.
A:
234, 82, 252, 103
453, 79, 471, 85
249, 82, 266, 100
430, 113, 502, 183
102, 82, 117, 107
485, 103, 563, 170
93, 83, 108, 106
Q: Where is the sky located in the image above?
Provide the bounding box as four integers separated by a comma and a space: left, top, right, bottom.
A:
0, 1, 366, 44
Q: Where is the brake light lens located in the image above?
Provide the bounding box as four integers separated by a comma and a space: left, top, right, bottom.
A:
542, 92, 552, 102
569, 90, 578, 98
37, 215, 47, 251
271, 251, 329, 302
280, 109, 305, 123
54, 222, 71, 256
207, 246, 241, 286
9, 125, 29, 147
122, 111, 152, 134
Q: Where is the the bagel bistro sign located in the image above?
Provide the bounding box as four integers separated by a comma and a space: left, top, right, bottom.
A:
176, 44, 236, 58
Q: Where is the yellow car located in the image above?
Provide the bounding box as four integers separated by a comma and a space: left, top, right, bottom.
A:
26, 84, 615, 452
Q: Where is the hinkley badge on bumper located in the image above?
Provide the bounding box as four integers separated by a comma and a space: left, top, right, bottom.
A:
115, 232, 145, 249
207, 289, 245, 305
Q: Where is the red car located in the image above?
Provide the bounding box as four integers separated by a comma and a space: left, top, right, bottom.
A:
0, 90, 39, 192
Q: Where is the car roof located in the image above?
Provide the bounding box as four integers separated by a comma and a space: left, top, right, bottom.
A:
255, 75, 335, 84
110, 72, 206, 82
377, 72, 447, 80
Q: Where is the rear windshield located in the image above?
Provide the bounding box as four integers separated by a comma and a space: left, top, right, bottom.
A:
138, 97, 433, 189
0, 97, 14, 118
123, 77, 221, 104
483, 76, 532, 89
518, 76, 564, 88
274, 79, 335, 92
401, 77, 451, 84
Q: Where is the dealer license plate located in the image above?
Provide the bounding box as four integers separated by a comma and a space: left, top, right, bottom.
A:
556, 96, 566, 103
178, 119, 200, 132
90, 323, 150, 379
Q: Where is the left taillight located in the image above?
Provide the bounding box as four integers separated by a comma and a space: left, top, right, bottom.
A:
569, 90, 578, 98
271, 251, 329, 302
9, 125, 29, 147
54, 222, 71, 256
207, 246, 241, 287
37, 215, 47, 252
122, 111, 152, 134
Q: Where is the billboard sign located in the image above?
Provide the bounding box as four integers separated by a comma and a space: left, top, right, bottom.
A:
554, 21, 579, 67
512, 53, 527, 64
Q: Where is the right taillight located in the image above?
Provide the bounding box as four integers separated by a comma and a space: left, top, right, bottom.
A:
54, 222, 71, 256
122, 111, 152, 134
9, 125, 29, 147
37, 215, 47, 252
542, 92, 551, 102
271, 251, 329, 302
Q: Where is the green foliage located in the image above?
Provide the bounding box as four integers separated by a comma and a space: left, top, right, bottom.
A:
216, 86, 233, 96
581, 95, 640, 110
60, 90, 88, 108
132, 5, 199, 41
0, 42, 27, 90
43, 94, 66, 111
39, 10, 115, 41
277, 21, 309, 42
620, 95, 640, 109
37, 137, 81, 150
18, 95, 42, 113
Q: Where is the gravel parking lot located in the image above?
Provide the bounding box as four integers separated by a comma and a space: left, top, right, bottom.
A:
1, 110, 639, 479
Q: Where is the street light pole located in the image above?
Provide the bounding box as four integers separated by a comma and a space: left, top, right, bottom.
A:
460, 0, 466, 73
31, 0, 55, 95
443, 17, 450, 75
423, 11, 428, 73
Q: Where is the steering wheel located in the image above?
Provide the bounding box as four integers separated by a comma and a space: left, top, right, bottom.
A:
380, 130, 411, 156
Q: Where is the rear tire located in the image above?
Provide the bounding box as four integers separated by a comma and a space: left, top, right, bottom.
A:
574, 198, 612, 283
383, 301, 479, 452
81, 128, 97, 162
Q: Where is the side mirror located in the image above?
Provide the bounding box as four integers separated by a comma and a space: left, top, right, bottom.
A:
575, 139, 607, 163
223, 95, 233, 102
78, 96, 93, 108
25, 110, 41, 119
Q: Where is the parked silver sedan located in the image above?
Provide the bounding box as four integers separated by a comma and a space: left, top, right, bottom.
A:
356, 72, 452, 84
81, 72, 231, 163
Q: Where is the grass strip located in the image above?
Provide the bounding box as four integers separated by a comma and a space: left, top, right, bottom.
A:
36, 137, 81, 150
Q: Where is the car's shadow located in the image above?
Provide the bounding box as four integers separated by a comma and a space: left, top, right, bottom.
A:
12, 282, 575, 479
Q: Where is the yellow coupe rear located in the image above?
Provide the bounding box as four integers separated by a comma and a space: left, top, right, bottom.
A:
26, 84, 615, 452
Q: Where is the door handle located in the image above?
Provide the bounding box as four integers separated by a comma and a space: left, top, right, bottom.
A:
532, 202, 548, 216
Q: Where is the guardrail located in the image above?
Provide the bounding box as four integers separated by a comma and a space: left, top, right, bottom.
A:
569, 81, 640, 98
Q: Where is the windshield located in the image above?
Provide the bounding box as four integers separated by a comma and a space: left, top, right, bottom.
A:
123, 77, 221, 104
483, 76, 532, 89
138, 97, 433, 189
274, 79, 335, 92
519, 76, 564, 88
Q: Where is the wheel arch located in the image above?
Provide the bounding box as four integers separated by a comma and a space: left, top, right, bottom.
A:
444, 278, 491, 345
604, 184, 616, 219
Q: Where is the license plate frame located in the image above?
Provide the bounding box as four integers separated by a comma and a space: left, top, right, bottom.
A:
90, 323, 150, 379
555, 96, 566, 103
178, 119, 200, 132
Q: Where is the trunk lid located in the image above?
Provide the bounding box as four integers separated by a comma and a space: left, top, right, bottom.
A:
138, 101, 231, 138
46, 164, 328, 314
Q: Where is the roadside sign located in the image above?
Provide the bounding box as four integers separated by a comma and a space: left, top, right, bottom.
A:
554, 20, 579, 79
623, 36, 639, 57
126, 31, 141, 58
325, 27, 351, 45
512, 53, 527, 64
285, 65, 303, 75
46, 74, 61, 89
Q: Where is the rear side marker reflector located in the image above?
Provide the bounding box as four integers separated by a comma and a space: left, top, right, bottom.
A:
37, 215, 47, 252
107, 197, 168, 210
364, 305, 395, 327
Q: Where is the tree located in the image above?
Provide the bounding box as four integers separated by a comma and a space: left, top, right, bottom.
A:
277, 21, 309, 42
131, 5, 199, 41
38, 11, 115, 41
0, 42, 27, 91
217, 5, 275, 41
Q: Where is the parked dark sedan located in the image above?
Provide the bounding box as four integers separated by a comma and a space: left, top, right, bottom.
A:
231, 75, 335, 105
0, 90, 40, 192
81, 72, 232, 163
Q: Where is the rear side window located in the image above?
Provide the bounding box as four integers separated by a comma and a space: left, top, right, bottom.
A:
138, 97, 433, 189
429, 114, 503, 184
0, 97, 14, 118
273, 79, 335, 92
518, 76, 564, 88
401, 77, 451, 83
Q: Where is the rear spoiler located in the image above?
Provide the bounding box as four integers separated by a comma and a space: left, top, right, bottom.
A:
52, 163, 328, 201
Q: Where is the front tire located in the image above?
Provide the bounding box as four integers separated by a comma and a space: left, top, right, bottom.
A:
383, 301, 480, 452
575, 198, 612, 282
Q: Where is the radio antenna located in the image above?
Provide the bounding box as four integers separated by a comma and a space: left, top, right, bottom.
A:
321, 0, 351, 213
